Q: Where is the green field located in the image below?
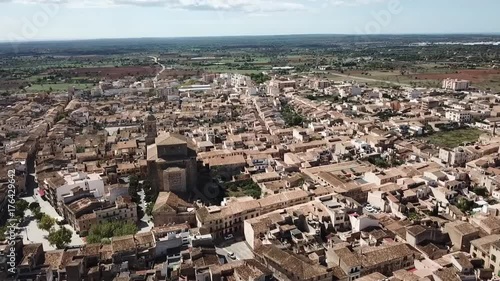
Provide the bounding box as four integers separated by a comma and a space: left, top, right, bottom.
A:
27, 83, 94, 92
422, 128, 483, 148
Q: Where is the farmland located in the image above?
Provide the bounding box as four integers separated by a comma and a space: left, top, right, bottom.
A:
1, 34, 499, 94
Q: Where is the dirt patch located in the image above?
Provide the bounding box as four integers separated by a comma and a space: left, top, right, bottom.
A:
414, 69, 500, 83
0, 79, 28, 90
52, 66, 160, 79
158, 69, 202, 79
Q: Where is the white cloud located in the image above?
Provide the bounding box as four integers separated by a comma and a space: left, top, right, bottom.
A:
2, 0, 308, 12
329, 0, 394, 6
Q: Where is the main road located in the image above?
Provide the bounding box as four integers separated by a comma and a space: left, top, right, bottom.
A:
149, 56, 166, 89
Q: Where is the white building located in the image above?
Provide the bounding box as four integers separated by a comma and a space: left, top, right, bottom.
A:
349, 213, 379, 232
247, 87, 257, 96
439, 147, 471, 166
442, 78, 470, 91
153, 224, 190, 258
407, 89, 422, 100
56, 172, 105, 201
445, 109, 472, 123
339, 85, 362, 97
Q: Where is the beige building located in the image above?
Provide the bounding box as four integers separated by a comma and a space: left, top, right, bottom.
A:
147, 133, 198, 193
196, 189, 310, 238
470, 234, 500, 263
360, 243, 417, 277
163, 167, 187, 193
270, 79, 297, 91
63, 195, 137, 235
445, 221, 479, 252
204, 154, 246, 181
152, 192, 196, 226
364, 168, 404, 186
488, 241, 500, 276
255, 245, 334, 281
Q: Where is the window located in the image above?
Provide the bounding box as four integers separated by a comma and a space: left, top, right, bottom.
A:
492, 255, 497, 262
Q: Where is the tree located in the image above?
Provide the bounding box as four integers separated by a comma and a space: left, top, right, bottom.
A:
143, 180, 156, 203
249, 73, 271, 84
128, 175, 140, 203
38, 214, 56, 232
281, 105, 305, 127
48, 227, 72, 249
86, 221, 138, 244
33, 208, 43, 221
28, 202, 40, 212
146, 202, 154, 216
15, 199, 29, 218
408, 212, 422, 221
0, 225, 7, 241
473, 187, 488, 197
457, 198, 475, 213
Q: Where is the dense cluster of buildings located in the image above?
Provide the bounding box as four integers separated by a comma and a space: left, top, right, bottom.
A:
1, 69, 500, 281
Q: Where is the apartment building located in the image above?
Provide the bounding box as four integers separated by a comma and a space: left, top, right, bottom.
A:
445, 109, 472, 123
269, 79, 297, 91
439, 147, 473, 166
421, 98, 440, 111
362, 243, 417, 276
255, 245, 334, 281
327, 243, 417, 279
442, 78, 470, 91
42, 171, 105, 211
488, 241, 500, 277
63, 195, 137, 235
196, 189, 311, 238
470, 234, 500, 272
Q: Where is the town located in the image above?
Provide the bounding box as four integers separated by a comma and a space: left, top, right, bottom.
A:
0, 23, 500, 281
1, 49, 500, 281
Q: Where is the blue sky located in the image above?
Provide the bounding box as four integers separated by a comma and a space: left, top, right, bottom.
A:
0, 0, 498, 41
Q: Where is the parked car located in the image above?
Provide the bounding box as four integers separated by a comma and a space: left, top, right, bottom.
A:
228, 252, 236, 259
224, 234, 234, 241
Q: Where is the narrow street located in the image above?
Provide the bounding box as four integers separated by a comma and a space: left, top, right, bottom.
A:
137, 189, 153, 233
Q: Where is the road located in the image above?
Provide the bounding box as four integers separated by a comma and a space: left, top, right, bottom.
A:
329, 72, 411, 87
149, 56, 166, 89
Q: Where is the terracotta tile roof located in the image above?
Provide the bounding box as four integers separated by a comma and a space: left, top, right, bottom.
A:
44, 250, 64, 270
360, 243, 415, 267
111, 235, 137, 253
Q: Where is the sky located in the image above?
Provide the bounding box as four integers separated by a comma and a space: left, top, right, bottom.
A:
0, 0, 499, 41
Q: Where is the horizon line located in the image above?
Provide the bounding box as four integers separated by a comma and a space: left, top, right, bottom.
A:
1, 32, 500, 44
